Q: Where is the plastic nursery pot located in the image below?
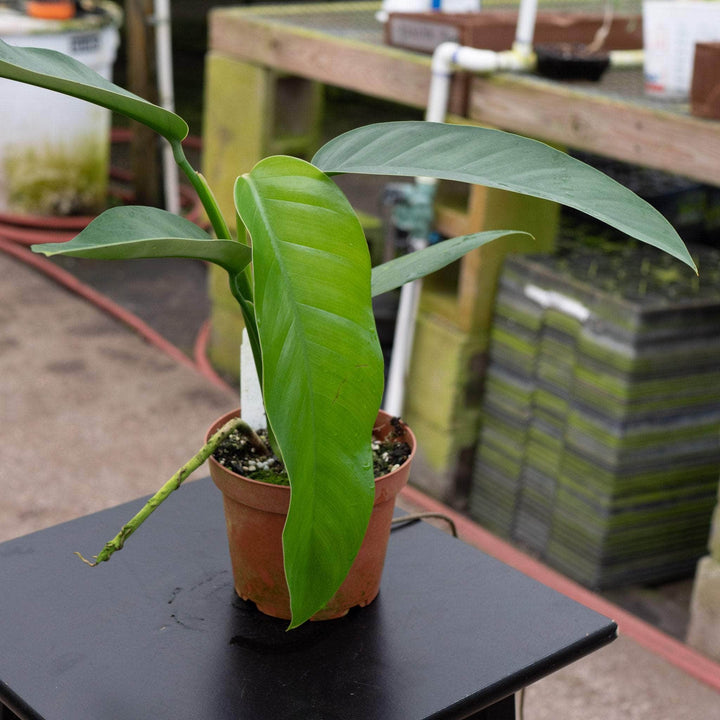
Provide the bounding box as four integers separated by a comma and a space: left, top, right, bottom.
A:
207, 409, 416, 621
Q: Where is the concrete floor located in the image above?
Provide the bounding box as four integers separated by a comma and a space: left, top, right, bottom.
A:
0, 250, 235, 543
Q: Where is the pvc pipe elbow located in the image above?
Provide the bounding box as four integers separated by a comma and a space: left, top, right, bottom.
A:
433, 43, 535, 76
499, 47, 537, 72
431, 42, 461, 76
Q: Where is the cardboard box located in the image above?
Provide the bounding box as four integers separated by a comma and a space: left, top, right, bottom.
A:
691, 42, 720, 119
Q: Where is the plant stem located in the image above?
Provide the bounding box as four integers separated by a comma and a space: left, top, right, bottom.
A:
171, 139, 231, 241
75, 416, 267, 567
167, 141, 275, 455
171, 141, 263, 374
170, 139, 265, 425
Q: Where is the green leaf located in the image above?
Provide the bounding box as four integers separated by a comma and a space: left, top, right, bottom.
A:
372, 230, 531, 297
313, 121, 696, 272
0, 38, 187, 142
31, 206, 251, 275
235, 156, 384, 628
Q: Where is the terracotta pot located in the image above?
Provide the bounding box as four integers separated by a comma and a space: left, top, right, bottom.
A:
207, 409, 416, 621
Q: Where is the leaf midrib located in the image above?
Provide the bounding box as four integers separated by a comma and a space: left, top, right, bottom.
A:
244, 174, 319, 498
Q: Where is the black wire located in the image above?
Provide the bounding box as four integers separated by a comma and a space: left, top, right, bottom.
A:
391, 512, 457, 538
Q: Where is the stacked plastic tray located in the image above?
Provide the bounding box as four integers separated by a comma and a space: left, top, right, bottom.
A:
470, 228, 720, 588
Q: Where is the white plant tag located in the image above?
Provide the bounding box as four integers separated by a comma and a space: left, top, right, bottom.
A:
240, 329, 266, 431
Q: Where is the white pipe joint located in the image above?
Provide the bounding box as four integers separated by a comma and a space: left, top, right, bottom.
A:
427, 42, 461, 123
460, 45, 536, 73
429, 42, 536, 124
609, 49, 644, 68
431, 42, 536, 89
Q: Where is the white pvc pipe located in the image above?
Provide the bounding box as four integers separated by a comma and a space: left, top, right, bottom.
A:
153, 0, 180, 215
384, 42, 535, 417
514, 0, 538, 55
383, 249, 423, 417
384, 43, 455, 416
383, 27, 643, 416
427, 42, 537, 125
608, 49, 644, 68
426, 41, 459, 123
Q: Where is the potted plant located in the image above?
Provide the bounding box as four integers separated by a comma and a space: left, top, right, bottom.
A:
0, 38, 695, 628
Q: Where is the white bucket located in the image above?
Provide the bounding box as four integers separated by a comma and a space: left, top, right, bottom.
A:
643, 0, 720, 100
0, 3, 121, 215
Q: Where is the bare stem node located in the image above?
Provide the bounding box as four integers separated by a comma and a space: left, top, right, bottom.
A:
76, 415, 263, 565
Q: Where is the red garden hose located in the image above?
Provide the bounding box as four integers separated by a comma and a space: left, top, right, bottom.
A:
0, 130, 231, 392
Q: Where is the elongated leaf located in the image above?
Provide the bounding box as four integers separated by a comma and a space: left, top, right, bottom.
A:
32, 206, 250, 274
372, 230, 531, 297
235, 156, 384, 628
313, 122, 696, 271
0, 39, 187, 142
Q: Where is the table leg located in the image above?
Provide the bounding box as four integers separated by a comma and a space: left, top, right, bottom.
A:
469, 694, 516, 719
0, 701, 22, 720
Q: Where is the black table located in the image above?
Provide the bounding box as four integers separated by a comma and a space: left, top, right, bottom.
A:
0, 478, 616, 719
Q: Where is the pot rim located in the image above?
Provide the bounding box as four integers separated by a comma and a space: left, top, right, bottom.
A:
206, 408, 416, 511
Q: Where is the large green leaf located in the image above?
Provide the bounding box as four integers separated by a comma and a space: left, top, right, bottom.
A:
313, 122, 696, 271
235, 156, 384, 628
372, 230, 531, 297
32, 206, 251, 274
0, 38, 187, 142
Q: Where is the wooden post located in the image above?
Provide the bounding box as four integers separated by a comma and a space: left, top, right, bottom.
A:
125, 0, 161, 206
202, 51, 324, 379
